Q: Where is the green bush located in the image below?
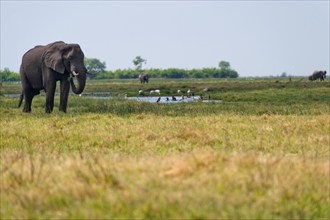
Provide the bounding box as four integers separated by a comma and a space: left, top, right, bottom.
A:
0, 68, 20, 82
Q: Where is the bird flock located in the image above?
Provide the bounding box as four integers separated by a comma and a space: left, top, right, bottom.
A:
138, 88, 211, 103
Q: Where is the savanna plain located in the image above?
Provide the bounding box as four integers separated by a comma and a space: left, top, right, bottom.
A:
0, 78, 329, 219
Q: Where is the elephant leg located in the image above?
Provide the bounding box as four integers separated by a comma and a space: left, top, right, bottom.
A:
59, 79, 70, 112
23, 89, 33, 112
45, 81, 56, 113
22, 89, 39, 112
20, 75, 33, 112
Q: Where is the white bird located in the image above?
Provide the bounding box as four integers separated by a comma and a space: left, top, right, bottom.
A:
187, 89, 191, 98
139, 90, 144, 95
177, 90, 181, 94
203, 88, 209, 92
150, 89, 160, 95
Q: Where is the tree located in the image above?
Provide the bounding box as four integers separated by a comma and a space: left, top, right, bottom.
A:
218, 61, 231, 70
84, 58, 106, 73
133, 56, 147, 70
0, 68, 20, 81
217, 61, 239, 78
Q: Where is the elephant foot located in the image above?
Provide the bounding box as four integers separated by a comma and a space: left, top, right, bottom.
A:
45, 106, 53, 114
23, 105, 31, 113
59, 108, 67, 113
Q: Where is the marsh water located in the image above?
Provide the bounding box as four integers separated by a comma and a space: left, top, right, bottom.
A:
117, 96, 220, 104
79, 92, 221, 103
2, 92, 222, 104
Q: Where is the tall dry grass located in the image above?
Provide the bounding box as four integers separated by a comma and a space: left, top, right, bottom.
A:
1, 113, 329, 218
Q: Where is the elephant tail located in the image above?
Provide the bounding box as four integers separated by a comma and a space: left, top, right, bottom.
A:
18, 93, 24, 108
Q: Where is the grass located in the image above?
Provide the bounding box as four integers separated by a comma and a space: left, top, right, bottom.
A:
1, 150, 328, 219
1, 78, 329, 219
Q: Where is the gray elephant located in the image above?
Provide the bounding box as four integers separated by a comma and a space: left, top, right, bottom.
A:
18, 41, 94, 113
308, 70, 327, 81
139, 73, 149, 83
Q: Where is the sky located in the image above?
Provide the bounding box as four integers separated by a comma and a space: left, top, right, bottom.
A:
1, 1, 329, 77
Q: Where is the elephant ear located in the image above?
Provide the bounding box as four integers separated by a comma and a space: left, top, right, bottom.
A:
44, 42, 67, 74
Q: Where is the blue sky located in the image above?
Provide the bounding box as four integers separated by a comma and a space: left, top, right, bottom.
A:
1, 1, 329, 76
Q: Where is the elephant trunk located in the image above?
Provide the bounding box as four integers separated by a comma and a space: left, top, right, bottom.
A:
70, 72, 86, 94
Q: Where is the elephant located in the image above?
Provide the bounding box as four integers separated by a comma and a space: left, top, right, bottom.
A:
308, 70, 327, 81
18, 41, 94, 113
139, 73, 149, 83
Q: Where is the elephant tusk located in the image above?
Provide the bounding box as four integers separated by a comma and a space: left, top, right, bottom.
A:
72, 71, 79, 76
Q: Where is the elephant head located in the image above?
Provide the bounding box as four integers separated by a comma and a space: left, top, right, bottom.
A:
320, 71, 327, 81
44, 41, 91, 94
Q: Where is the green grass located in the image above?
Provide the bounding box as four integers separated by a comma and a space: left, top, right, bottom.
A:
1, 78, 329, 219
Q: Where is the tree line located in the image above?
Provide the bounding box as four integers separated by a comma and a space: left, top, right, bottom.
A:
91, 67, 238, 80
0, 58, 238, 82
85, 57, 239, 80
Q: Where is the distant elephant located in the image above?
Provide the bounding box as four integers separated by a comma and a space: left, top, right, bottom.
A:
18, 41, 95, 113
308, 70, 327, 81
139, 73, 149, 83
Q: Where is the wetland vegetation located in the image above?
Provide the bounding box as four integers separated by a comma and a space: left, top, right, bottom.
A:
1, 78, 329, 219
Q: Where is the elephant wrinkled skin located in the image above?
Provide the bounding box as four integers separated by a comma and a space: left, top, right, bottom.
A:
19, 41, 94, 113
